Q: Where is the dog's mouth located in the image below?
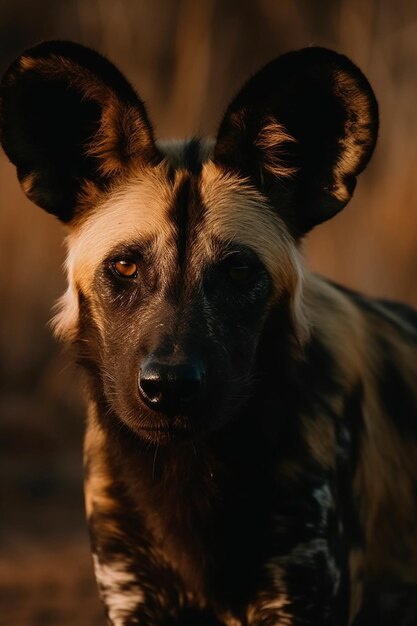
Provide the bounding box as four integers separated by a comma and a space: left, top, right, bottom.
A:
131, 401, 236, 444
135, 415, 198, 443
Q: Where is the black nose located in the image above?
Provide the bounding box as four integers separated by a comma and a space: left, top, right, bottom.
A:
138, 360, 205, 413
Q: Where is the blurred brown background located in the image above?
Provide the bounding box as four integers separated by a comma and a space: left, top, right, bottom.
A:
0, 1, 416, 624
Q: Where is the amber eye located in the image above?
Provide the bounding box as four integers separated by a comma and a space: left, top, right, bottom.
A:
228, 265, 251, 282
112, 259, 138, 278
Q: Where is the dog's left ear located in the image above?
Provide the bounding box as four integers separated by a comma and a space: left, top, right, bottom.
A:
214, 47, 378, 235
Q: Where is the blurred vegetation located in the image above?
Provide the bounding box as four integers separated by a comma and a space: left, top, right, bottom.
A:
0, 0, 416, 623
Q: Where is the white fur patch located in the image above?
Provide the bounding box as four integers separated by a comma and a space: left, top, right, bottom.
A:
93, 553, 145, 624
51, 276, 79, 341
312, 483, 333, 530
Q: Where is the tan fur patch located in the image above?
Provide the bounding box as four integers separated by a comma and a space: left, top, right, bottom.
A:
304, 275, 369, 387
302, 414, 337, 470
220, 614, 243, 626
68, 163, 174, 285
84, 406, 117, 521
53, 162, 176, 340
254, 117, 298, 179
332, 68, 376, 202
348, 548, 364, 623
20, 172, 36, 196
17, 55, 38, 72
200, 161, 309, 345
246, 563, 292, 625
354, 389, 417, 583
74, 179, 107, 221
87, 102, 152, 177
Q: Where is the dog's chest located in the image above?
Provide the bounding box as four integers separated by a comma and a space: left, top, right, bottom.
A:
123, 443, 277, 608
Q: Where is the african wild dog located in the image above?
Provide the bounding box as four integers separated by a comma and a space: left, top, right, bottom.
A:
1, 40, 417, 625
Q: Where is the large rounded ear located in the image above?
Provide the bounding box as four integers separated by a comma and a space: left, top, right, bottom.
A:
214, 47, 378, 235
0, 41, 160, 222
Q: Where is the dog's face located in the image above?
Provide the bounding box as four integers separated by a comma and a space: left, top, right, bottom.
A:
59, 150, 298, 442
0, 42, 378, 442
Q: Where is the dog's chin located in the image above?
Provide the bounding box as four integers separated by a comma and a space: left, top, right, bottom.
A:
122, 404, 234, 445
136, 424, 197, 445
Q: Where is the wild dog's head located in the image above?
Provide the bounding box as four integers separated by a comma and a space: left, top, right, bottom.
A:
0, 42, 378, 442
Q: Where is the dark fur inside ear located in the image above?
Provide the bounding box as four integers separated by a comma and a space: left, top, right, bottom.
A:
214, 47, 379, 235
0, 41, 159, 222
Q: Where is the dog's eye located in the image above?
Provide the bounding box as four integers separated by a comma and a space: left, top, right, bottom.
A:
112, 259, 138, 278
228, 264, 251, 282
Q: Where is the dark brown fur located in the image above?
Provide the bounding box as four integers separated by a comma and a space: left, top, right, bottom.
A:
1, 42, 416, 626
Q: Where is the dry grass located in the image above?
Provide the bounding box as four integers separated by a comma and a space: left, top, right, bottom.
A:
0, 1, 416, 623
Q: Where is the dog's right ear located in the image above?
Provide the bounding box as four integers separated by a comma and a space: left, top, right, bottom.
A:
0, 41, 159, 222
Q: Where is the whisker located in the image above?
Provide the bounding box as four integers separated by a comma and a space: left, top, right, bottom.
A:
152, 443, 160, 480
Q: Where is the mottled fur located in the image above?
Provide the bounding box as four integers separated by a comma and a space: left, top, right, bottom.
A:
1, 42, 416, 626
